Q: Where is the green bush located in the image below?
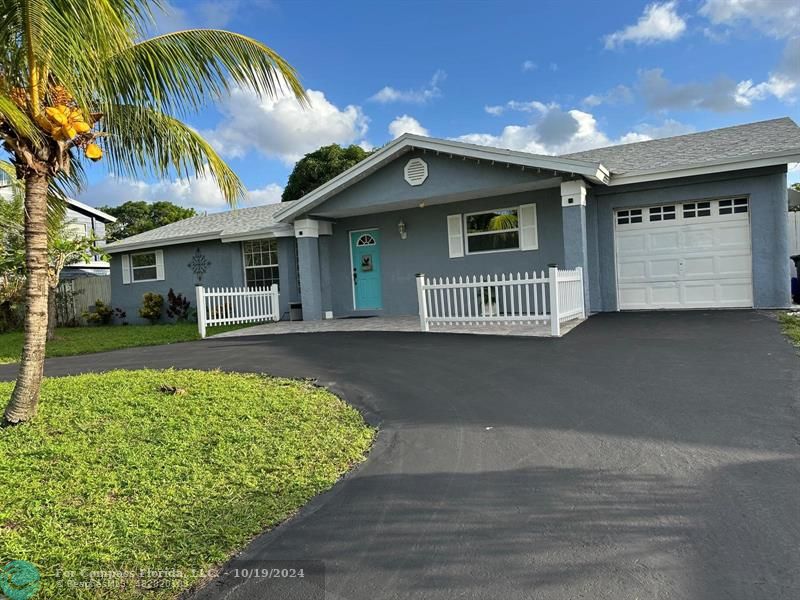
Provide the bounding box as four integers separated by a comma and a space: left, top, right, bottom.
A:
83, 299, 114, 325
138, 292, 164, 324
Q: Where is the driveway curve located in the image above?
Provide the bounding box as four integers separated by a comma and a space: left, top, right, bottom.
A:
2, 311, 798, 600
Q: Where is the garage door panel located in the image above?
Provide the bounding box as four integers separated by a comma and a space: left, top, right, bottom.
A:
650, 258, 681, 278
684, 230, 714, 249
717, 223, 750, 247
615, 198, 752, 310
617, 259, 647, 281
650, 231, 680, 251
717, 254, 751, 276
683, 256, 715, 277
650, 284, 681, 305
617, 233, 646, 254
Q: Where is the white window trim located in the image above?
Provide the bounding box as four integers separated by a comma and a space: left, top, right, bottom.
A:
463, 207, 522, 256
242, 239, 280, 288
128, 250, 163, 283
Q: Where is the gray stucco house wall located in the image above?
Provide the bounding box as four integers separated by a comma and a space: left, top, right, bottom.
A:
110, 238, 298, 324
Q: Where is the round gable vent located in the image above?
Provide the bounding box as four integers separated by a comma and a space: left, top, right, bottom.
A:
404, 158, 429, 186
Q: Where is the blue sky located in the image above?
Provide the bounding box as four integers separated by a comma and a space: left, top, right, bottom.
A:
78, 0, 800, 211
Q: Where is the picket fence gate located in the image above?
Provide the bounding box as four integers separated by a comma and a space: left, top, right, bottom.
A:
195, 285, 279, 338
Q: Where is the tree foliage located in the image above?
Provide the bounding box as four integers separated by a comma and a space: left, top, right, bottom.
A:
100, 200, 196, 241
282, 144, 371, 202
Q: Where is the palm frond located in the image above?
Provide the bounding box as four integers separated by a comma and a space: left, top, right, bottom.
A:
102, 103, 244, 205
98, 29, 308, 118
0, 93, 42, 144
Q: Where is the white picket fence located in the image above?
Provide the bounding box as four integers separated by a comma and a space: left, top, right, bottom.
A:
415, 267, 584, 336
195, 285, 279, 338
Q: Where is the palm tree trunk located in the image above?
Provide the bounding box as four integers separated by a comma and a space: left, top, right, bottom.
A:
4, 172, 50, 424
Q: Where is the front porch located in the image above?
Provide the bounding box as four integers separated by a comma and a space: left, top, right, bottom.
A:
208, 315, 585, 338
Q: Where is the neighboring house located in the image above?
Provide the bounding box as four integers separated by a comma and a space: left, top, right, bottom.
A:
105, 117, 800, 324
61, 198, 116, 278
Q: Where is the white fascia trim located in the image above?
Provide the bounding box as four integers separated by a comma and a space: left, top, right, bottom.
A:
608, 150, 800, 186
104, 232, 221, 254
66, 197, 117, 223
221, 224, 295, 242
273, 133, 609, 223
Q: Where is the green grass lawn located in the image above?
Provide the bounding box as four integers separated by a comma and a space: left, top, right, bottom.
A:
0, 323, 245, 364
0, 369, 374, 599
779, 312, 800, 344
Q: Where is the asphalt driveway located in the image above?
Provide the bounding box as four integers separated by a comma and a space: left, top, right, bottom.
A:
2, 311, 798, 599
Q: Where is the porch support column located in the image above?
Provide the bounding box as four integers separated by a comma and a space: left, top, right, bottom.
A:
561, 180, 591, 314
295, 219, 323, 321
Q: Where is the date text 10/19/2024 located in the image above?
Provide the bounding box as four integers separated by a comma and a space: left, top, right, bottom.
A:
52, 560, 325, 596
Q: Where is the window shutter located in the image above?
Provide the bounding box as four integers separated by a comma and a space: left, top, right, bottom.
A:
447, 214, 464, 258
121, 254, 131, 284
519, 203, 538, 251
155, 249, 165, 281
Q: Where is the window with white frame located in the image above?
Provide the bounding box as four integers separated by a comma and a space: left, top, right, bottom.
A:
243, 239, 279, 288
465, 208, 520, 253
130, 251, 159, 282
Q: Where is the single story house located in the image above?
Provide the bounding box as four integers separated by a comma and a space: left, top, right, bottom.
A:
105, 117, 800, 325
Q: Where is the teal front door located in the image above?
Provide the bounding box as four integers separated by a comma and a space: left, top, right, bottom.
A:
350, 229, 382, 310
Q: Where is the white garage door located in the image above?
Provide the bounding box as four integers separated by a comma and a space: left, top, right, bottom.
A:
615, 197, 752, 310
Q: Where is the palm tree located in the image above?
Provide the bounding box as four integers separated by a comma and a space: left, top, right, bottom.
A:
0, 0, 306, 424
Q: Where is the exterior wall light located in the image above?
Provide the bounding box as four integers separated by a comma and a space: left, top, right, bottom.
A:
398, 218, 408, 240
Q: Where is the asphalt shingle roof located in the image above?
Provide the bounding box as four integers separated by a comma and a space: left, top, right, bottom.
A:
105, 201, 296, 250
560, 117, 800, 175
106, 118, 800, 251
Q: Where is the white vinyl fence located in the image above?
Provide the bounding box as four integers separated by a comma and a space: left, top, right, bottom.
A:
195, 285, 279, 338
415, 267, 584, 336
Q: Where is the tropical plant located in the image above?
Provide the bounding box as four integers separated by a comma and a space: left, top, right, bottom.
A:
165, 288, 191, 322
139, 292, 163, 324
83, 299, 114, 325
0, 0, 306, 423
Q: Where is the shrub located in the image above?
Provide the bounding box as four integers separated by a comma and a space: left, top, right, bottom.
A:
113, 307, 128, 325
138, 292, 164, 324
166, 288, 191, 321
83, 299, 114, 325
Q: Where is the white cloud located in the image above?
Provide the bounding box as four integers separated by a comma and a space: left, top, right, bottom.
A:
604, 1, 687, 49
582, 85, 634, 107
699, 0, 799, 39
483, 99, 553, 116
78, 171, 283, 212
369, 70, 446, 104
388, 115, 429, 138
734, 36, 800, 105
456, 105, 693, 156
205, 86, 368, 165
521, 60, 537, 72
